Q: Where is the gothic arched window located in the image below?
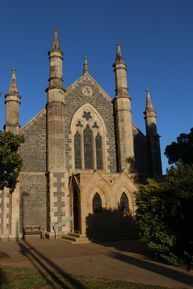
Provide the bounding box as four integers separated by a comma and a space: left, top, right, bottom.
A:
96, 133, 103, 170
71, 105, 108, 171
84, 125, 93, 169
93, 193, 102, 213
120, 192, 129, 213
74, 131, 82, 169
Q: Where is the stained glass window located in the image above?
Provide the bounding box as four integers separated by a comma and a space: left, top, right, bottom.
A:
74, 131, 82, 169
93, 193, 102, 213
84, 125, 93, 169
96, 133, 103, 169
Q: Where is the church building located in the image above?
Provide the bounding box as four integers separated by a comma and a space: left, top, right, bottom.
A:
0, 29, 162, 241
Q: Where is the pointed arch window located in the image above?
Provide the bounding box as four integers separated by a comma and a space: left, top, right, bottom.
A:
120, 192, 129, 213
93, 193, 102, 213
72, 105, 108, 171
74, 131, 82, 169
96, 133, 103, 169
84, 125, 93, 169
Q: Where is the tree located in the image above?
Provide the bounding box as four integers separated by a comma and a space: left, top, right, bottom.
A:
165, 128, 193, 165
0, 131, 24, 192
136, 164, 193, 265
137, 126, 193, 266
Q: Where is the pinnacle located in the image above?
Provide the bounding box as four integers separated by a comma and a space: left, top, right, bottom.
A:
51, 27, 60, 51
83, 56, 89, 74
12, 67, 16, 75
115, 43, 125, 65
116, 43, 122, 59
8, 68, 18, 94
145, 88, 155, 112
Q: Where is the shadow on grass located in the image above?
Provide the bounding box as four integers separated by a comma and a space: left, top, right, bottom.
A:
17, 239, 86, 289
109, 250, 193, 288
0, 268, 7, 288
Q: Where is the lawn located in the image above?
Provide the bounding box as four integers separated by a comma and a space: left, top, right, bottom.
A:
0, 265, 170, 289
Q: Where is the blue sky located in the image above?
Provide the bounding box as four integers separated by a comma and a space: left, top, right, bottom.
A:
0, 0, 193, 172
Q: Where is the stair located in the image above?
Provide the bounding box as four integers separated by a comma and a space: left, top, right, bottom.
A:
61, 232, 90, 244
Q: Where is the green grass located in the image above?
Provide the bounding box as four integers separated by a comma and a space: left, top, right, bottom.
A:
0, 266, 170, 289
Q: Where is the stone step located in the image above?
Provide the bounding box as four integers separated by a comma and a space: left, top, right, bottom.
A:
61, 233, 90, 244
68, 232, 81, 237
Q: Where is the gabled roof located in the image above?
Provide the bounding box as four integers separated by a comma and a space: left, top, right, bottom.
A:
20, 108, 46, 131
132, 122, 145, 138
66, 72, 113, 102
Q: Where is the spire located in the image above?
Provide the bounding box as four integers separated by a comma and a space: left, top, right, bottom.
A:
144, 88, 157, 134
116, 43, 122, 58
83, 56, 89, 74
8, 68, 19, 95
145, 88, 155, 112
115, 43, 125, 64
47, 28, 64, 89
51, 27, 60, 51
5, 68, 20, 133
113, 43, 128, 96
144, 88, 162, 178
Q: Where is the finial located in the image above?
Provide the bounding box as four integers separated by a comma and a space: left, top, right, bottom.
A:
145, 88, 155, 111
51, 27, 60, 50
12, 68, 16, 79
9, 68, 18, 93
83, 56, 89, 74
114, 43, 125, 65
116, 43, 122, 59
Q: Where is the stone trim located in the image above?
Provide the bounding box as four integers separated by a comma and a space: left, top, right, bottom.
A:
47, 172, 70, 236
115, 186, 136, 216
0, 188, 11, 238
20, 172, 46, 175
88, 188, 108, 214
0, 190, 4, 234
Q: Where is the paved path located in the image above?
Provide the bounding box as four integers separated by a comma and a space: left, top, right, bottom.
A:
0, 239, 193, 288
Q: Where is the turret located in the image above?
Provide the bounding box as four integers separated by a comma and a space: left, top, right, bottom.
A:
113, 44, 135, 172
46, 28, 66, 170
4, 68, 20, 134
46, 29, 70, 237
48, 28, 63, 89
114, 44, 128, 96
144, 88, 157, 135
144, 88, 162, 178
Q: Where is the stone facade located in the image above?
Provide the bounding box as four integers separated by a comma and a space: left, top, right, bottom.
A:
64, 74, 117, 173
19, 110, 46, 172
0, 30, 162, 240
19, 173, 47, 229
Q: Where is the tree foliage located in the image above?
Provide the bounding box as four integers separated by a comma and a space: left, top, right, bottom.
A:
165, 128, 193, 165
136, 164, 193, 265
0, 131, 24, 192
137, 127, 193, 266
